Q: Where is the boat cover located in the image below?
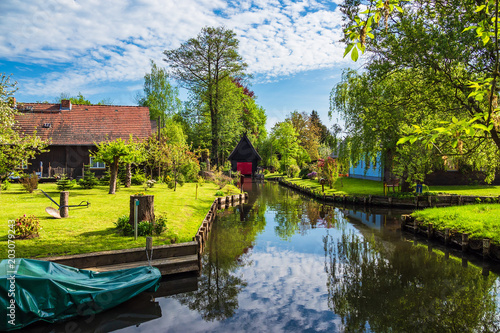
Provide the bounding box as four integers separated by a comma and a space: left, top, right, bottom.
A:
0, 258, 161, 331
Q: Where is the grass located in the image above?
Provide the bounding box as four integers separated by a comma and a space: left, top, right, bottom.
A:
280, 176, 500, 197
282, 177, 385, 196
0, 182, 239, 258
412, 204, 500, 243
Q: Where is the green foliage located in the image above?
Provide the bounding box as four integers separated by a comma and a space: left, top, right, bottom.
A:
299, 167, 310, 179
213, 170, 231, 189
14, 214, 40, 239
319, 158, 339, 189
137, 60, 182, 121
79, 165, 99, 189
154, 216, 168, 235
288, 164, 300, 178
56, 174, 76, 191
131, 169, 147, 185
0, 74, 48, 181
138, 221, 153, 236
114, 215, 133, 236
93, 136, 145, 194
215, 190, 225, 196
1, 179, 10, 191
20, 172, 38, 193
271, 121, 302, 172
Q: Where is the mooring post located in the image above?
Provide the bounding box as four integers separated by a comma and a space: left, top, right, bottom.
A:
483, 239, 491, 258
462, 233, 469, 252
427, 223, 434, 239
60, 191, 69, 218
146, 236, 153, 252
134, 199, 139, 240
444, 228, 450, 245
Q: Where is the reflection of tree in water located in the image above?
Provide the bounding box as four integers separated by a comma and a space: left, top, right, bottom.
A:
268, 185, 340, 240
174, 202, 266, 321
323, 230, 500, 332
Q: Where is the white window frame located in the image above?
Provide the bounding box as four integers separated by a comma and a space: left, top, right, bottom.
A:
89, 156, 106, 169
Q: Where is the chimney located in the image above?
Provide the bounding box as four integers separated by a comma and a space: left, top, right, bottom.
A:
60, 99, 72, 110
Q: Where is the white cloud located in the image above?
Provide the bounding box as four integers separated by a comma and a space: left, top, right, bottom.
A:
0, 0, 349, 97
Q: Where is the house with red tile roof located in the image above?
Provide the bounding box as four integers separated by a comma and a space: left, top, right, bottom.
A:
14, 100, 152, 179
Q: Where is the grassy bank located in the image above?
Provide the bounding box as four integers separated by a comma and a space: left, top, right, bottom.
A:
412, 204, 500, 244
0, 182, 239, 258
274, 176, 500, 197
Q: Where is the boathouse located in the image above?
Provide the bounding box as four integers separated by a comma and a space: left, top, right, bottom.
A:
228, 133, 261, 176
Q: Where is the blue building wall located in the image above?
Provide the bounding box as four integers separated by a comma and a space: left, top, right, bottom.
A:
349, 154, 383, 181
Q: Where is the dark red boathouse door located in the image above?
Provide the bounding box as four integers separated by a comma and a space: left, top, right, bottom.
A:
237, 162, 252, 175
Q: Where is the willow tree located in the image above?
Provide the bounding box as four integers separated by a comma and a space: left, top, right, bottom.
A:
164, 26, 248, 167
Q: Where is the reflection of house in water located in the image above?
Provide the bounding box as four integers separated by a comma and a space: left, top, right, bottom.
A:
343, 210, 384, 230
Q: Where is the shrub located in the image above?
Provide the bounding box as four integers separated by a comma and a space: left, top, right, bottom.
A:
14, 214, 41, 239
307, 171, 317, 180
154, 216, 168, 235
131, 170, 147, 185
1, 179, 11, 191
213, 170, 232, 189
197, 176, 205, 187
299, 167, 310, 179
288, 165, 300, 178
114, 215, 133, 236
138, 221, 153, 236
215, 190, 224, 196
56, 174, 76, 191
145, 179, 156, 189
20, 172, 39, 193
100, 168, 111, 185
79, 165, 99, 189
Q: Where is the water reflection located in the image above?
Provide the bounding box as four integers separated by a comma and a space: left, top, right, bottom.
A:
324, 230, 500, 332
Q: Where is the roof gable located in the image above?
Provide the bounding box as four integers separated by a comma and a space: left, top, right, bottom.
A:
228, 133, 262, 161
14, 103, 152, 145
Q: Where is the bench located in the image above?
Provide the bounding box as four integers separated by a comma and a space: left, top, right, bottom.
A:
385, 179, 400, 193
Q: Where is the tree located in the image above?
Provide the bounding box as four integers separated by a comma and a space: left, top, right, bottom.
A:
270, 121, 306, 175
286, 111, 322, 161
339, 0, 500, 183
0, 74, 47, 185
56, 92, 112, 105
92, 136, 145, 194
164, 26, 248, 167
137, 60, 182, 122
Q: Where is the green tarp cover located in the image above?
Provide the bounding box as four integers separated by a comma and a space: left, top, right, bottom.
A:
1, 258, 161, 331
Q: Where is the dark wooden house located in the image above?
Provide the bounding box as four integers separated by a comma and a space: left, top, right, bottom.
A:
14, 100, 152, 179
228, 133, 261, 176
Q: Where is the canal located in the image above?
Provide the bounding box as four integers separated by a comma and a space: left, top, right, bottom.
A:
28, 181, 500, 332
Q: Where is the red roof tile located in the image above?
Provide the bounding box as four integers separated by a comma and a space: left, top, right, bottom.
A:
14, 103, 152, 145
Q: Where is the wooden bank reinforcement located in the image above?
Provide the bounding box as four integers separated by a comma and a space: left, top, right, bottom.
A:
39, 193, 249, 276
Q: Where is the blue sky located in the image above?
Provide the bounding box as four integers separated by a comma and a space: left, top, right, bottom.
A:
0, 0, 358, 130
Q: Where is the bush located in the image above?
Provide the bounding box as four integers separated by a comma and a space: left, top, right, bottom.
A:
138, 221, 153, 236
197, 176, 205, 187
1, 179, 11, 191
14, 214, 41, 239
145, 179, 156, 189
79, 165, 99, 189
215, 190, 224, 196
100, 168, 111, 185
56, 174, 76, 191
154, 215, 167, 235
180, 158, 201, 182
167, 173, 185, 189
213, 170, 231, 189
288, 165, 300, 178
114, 215, 133, 236
307, 171, 317, 180
299, 167, 310, 179
20, 172, 39, 193
131, 170, 147, 185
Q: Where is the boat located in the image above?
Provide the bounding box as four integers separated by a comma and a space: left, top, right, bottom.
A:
0, 258, 161, 331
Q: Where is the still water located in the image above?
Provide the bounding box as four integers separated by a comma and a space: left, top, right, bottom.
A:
29, 182, 500, 332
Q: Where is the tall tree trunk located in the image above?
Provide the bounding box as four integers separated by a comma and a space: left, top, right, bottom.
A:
109, 157, 119, 194
125, 163, 132, 188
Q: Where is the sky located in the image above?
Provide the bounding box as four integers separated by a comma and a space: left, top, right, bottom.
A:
0, 0, 361, 131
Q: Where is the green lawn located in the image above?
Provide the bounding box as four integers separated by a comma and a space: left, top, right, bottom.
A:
280, 177, 500, 197
412, 204, 500, 243
0, 182, 239, 258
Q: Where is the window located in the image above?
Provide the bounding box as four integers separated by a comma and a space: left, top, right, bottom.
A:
89, 156, 105, 169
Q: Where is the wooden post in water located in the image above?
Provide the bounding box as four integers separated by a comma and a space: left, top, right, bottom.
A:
483, 239, 491, 258
444, 228, 450, 245
427, 223, 433, 239
146, 237, 153, 252
60, 191, 69, 218
462, 233, 469, 252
